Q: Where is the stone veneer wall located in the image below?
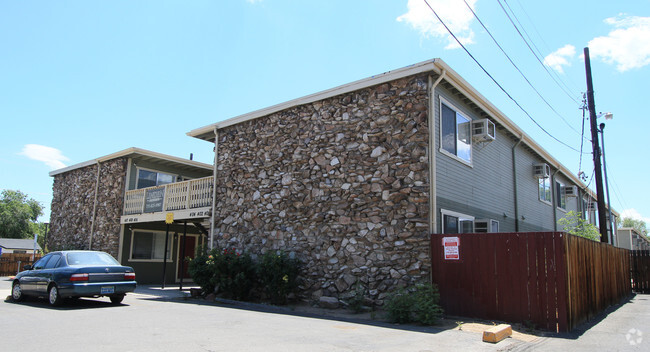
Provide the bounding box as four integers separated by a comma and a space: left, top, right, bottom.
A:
214, 74, 432, 303
49, 158, 127, 257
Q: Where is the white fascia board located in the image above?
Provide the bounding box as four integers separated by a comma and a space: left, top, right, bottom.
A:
49, 147, 212, 177
186, 59, 443, 140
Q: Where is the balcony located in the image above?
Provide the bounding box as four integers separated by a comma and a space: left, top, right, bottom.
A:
120, 176, 213, 224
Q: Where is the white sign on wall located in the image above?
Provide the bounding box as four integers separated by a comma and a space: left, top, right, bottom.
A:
442, 236, 460, 260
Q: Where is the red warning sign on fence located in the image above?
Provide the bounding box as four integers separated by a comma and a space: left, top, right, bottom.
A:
442, 236, 460, 260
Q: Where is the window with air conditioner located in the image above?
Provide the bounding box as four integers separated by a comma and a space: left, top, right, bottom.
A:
440, 99, 472, 164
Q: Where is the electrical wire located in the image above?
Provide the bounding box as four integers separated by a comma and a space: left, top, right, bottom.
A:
510, 0, 582, 94
462, 0, 585, 138
497, 0, 580, 105
422, 0, 585, 154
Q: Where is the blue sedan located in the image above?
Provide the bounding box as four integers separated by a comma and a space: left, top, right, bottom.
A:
11, 250, 137, 306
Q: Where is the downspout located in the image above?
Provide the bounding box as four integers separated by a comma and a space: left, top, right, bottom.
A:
428, 69, 446, 234
511, 136, 523, 232
552, 167, 560, 231
89, 160, 101, 250
209, 127, 219, 250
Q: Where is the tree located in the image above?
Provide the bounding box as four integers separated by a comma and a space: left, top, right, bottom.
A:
621, 217, 648, 237
558, 211, 600, 241
0, 190, 44, 239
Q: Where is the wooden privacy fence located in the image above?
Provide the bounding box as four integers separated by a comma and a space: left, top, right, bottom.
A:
0, 253, 41, 276
631, 250, 650, 293
430, 232, 631, 332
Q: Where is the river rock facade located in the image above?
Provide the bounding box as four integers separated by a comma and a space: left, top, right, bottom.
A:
213, 75, 432, 303
49, 158, 126, 257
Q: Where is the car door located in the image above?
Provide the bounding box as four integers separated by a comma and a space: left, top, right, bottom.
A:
35, 254, 62, 294
20, 255, 51, 293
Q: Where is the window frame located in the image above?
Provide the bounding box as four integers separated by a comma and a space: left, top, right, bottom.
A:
439, 97, 473, 166
135, 167, 178, 189
441, 209, 475, 234
538, 177, 552, 205
129, 230, 173, 262
555, 180, 567, 211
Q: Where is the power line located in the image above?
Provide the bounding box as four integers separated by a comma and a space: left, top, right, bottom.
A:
510, 0, 582, 93
422, 0, 585, 154
496, 0, 580, 105
462, 0, 585, 138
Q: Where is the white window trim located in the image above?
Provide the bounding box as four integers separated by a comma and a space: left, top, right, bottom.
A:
538, 177, 552, 206
129, 229, 173, 263
441, 209, 475, 234
439, 96, 473, 167
135, 167, 178, 189
555, 180, 567, 212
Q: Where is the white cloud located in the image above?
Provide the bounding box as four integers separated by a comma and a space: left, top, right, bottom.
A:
544, 44, 576, 74
397, 0, 477, 50
588, 15, 650, 72
19, 144, 69, 170
620, 208, 650, 225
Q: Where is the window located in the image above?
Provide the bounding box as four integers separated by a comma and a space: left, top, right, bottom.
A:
539, 178, 552, 203
130, 231, 172, 261
441, 209, 474, 234
555, 180, 567, 210
440, 100, 472, 164
136, 169, 176, 189
32, 255, 51, 270
44, 254, 61, 269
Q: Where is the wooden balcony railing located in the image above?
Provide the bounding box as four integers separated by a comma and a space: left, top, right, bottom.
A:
123, 176, 213, 215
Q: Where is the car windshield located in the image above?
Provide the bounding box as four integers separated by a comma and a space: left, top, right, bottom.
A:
66, 252, 120, 266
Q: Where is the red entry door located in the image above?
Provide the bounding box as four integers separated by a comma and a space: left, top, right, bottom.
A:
177, 236, 196, 280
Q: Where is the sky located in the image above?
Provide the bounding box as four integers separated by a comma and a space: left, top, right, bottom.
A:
1, 0, 649, 226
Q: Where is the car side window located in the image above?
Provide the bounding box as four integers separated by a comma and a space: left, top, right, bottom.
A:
33, 255, 51, 270
44, 254, 62, 269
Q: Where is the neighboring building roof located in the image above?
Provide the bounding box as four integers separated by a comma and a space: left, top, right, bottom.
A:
0, 238, 42, 251
186, 58, 616, 216
49, 147, 213, 177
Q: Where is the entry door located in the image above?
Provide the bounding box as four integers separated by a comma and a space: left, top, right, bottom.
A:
177, 235, 197, 280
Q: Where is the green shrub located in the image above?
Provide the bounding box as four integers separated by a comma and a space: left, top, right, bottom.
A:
257, 251, 301, 304
187, 247, 219, 295
384, 283, 443, 325
212, 248, 257, 301
346, 281, 367, 314
188, 247, 301, 304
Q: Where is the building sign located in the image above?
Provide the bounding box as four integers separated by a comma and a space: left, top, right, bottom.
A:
144, 187, 165, 213
442, 236, 460, 260
165, 212, 174, 224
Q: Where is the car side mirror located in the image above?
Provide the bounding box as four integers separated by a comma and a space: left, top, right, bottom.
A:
23, 265, 33, 271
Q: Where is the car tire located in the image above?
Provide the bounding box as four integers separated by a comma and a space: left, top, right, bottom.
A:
12, 281, 24, 302
110, 294, 125, 305
48, 284, 64, 306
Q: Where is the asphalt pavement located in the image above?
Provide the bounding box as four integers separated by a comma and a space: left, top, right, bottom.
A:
2, 276, 649, 351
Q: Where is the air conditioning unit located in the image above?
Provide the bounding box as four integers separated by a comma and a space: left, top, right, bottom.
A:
533, 163, 551, 179
475, 219, 499, 233
472, 119, 496, 143
563, 185, 578, 197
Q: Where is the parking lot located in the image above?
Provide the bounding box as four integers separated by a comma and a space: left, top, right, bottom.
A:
2, 277, 648, 351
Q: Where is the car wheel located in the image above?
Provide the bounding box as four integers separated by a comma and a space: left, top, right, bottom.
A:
48, 284, 64, 306
12, 281, 24, 302
110, 294, 125, 305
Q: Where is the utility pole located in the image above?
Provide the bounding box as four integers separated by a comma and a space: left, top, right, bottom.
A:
584, 47, 609, 243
